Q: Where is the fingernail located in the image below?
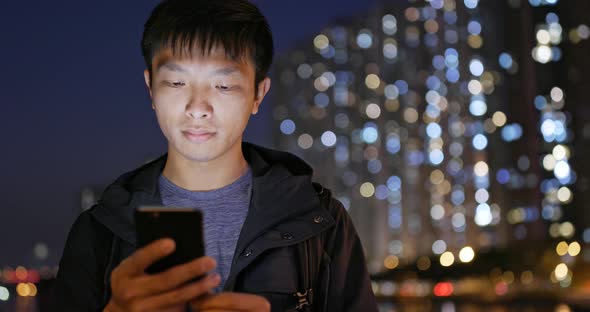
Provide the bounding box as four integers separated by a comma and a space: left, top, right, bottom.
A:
210, 273, 221, 283
162, 239, 175, 252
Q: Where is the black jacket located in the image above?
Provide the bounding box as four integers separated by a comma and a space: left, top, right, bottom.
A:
55, 143, 378, 311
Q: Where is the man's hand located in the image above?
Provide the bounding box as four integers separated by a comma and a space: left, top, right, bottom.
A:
191, 292, 271, 312
104, 238, 220, 312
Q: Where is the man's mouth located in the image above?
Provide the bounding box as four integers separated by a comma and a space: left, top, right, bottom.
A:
182, 128, 216, 143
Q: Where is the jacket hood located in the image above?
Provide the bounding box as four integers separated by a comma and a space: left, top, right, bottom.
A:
89, 142, 333, 250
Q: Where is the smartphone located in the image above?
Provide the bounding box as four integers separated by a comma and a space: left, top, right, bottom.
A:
135, 206, 205, 274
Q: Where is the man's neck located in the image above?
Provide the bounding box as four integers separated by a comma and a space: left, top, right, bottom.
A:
162, 145, 249, 192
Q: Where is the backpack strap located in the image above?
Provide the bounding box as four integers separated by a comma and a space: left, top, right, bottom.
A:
293, 183, 330, 311
102, 235, 121, 308
294, 240, 314, 310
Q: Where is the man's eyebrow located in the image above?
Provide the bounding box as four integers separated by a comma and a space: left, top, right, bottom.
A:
211, 66, 241, 76
156, 62, 244, 77
157, 62, 188, 73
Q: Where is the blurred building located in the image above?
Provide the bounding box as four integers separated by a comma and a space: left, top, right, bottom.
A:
271, 0, 589, 277
523, 0, 590, 250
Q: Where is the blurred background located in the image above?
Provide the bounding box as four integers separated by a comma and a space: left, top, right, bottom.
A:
1, 0, 590, 311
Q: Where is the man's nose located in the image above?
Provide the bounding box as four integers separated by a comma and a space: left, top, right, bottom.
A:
185, 92, 213, 119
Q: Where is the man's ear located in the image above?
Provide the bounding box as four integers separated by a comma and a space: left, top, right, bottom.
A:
252, 77, 271, 115
143, 70, 154, 109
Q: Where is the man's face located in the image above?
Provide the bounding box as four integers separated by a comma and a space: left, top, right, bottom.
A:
144, 48, 270, 163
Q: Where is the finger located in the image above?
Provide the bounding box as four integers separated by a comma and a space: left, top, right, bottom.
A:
117, 238, 176, 277
130, 256, 217, 297
192, 293, 270, 311
137, 273, 222, 309
159, 306, 186, 312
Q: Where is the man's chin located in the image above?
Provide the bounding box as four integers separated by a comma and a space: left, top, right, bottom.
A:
170, 142, 217, 163
181, 151, 217, 163
170, 137, 237, 163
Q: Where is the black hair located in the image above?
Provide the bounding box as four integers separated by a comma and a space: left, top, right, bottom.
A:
141, 0, 274, 89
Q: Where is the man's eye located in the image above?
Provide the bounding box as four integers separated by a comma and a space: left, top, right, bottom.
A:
166, 81, 185, 88
216, 85, 232, 91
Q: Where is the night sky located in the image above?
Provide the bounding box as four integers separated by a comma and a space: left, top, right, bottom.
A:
1, 0, 384, 267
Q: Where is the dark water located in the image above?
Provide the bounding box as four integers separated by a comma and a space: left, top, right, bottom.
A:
1, 297, 584, 312
378, 301, 582, 312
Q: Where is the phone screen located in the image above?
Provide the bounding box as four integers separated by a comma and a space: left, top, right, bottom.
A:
135, 207, 205, 274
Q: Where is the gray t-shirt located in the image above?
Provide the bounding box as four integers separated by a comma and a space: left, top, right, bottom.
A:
158, 168, 252, 292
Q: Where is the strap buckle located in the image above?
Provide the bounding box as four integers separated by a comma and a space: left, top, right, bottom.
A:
294, 289, 313, 310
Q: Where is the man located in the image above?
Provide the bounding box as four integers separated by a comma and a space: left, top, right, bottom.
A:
55, 0, 378, 311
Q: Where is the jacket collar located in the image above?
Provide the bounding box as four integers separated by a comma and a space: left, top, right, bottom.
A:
90, 142, 332, 249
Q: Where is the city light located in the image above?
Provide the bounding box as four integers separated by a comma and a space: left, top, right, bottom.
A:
459, 246, 475, 263
432, 240, 447, 255
15, 266, 27, 281
417, 256, 431, 271
440, 252, 455, 267
555, 241, 568, 256
567, 241, 581, 256
16, 283, 37, 297
521, 271, 535, 285
384, 255, 399, 270
313, 34, 329, 50
360, 182, 376, 198
554, 263, 568, 281
433, 282, 454, 297
0, 286, 9, 301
